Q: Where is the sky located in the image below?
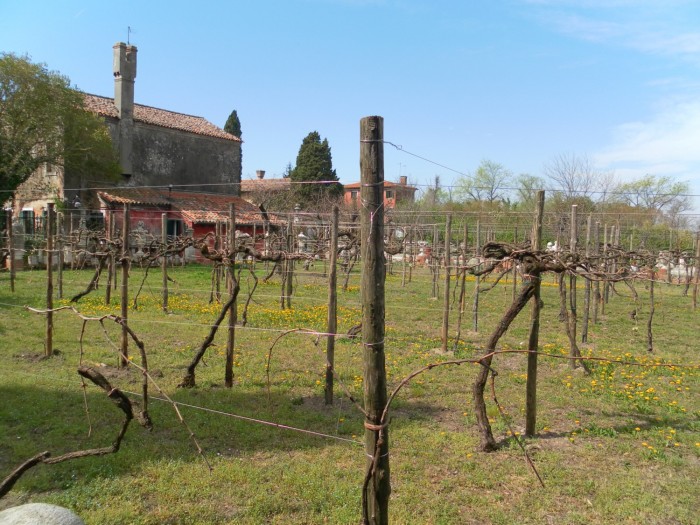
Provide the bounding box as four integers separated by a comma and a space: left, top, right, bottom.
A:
2, 0, 700, 210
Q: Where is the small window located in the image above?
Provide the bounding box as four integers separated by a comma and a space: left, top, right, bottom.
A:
167, 219, 183, 237
350, 190, 358, 200
385, 190, 394, 199
20, 209, 35, 235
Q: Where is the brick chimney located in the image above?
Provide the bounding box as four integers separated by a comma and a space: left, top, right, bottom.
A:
256, 170, 266, 179
399, 175, 407, 185
113, 42, 137, 176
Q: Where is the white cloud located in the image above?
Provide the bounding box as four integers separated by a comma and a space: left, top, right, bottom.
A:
529, 3, 700, 63
595, 99, 700, 187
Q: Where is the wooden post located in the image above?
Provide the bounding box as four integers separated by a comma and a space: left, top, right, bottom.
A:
693, 231, 700, 310
568, 204, 579, 369
512, 225, 518, 301
120, 204, 130, 367
8, 209, 15, 293
286, 219, 293, 309
472, 219, 481, 332
431, 224, 438, 298
325, 205, 339, 405
161, 213, 168, 311
225, 203, 237, 388
593, 221, 600, 324
581, 214, 592, 343
110, 210, 117, 291
525, 190, 544, 437
441, 214, 452, 352
57, 212, 64, 299
602, 224, 608, 312
215, 221, 222, 302
45, 203, 54, 357
360, 116, 390, 524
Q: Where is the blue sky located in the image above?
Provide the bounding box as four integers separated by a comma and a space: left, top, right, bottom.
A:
2, 0, 699, 208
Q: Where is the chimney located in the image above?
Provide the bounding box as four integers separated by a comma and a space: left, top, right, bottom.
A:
256, 170, 266, 179
399, 175, 407, 185
113, 42, 137, 176
113, 42, 137, 119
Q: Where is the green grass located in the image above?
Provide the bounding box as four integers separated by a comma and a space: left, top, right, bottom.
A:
0, 263, 698, 524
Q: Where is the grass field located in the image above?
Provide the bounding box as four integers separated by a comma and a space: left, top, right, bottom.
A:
0, 262, 698, 524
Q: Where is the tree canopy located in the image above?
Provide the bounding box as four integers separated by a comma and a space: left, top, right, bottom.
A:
456, 159, 512, 203
290, 131, 342, 207
224, 109, 241, 138
1, 53, 120, 197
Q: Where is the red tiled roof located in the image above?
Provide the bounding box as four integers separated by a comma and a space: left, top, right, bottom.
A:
83, 94, 241, 142
97, 189, 279, 225
240, 177, 292, 193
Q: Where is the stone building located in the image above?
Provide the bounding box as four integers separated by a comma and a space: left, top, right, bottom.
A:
12, 42, 242, 223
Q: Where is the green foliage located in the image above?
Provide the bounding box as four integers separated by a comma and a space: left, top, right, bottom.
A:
290, 131, 342, 207
224, 109, 241, 138
455, 159, 512, 203
0, 53, 120, 195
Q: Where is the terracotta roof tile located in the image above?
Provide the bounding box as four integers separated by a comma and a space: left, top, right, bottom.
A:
240, 178, 292, 193
83, 94, 241, 142
97, 189, 280, 225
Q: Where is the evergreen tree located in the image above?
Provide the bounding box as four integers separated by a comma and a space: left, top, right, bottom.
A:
224, 109, 241, 138
290, 131, 342, 206
224, 109, 242, 186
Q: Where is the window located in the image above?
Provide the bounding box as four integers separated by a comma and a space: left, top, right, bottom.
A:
167, 219, 183, 237
20, 209, 35, 235
385, 190, 394, 199
350, 190, 358, 200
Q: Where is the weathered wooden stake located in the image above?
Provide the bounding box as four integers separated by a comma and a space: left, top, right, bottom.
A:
45, 203, 54, 357
582, 213, 592, 343
568, 204, 579, 369
225, 203, 237, 387
693, 231, 700, 310
360, 116, 390, 524
57, 212, 64, 299
472, 219, 481, 332
120, 204, 130, 367
441, 214, 452, 352
161, 213, 168, 311
8, 209, 15, 293
525, 190, 544, 436
325, 205, 339, 405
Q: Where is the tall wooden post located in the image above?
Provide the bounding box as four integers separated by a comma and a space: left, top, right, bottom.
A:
225, 203, 237, 388
57, 212, 64, 299
441, 214, 452, 352
525, 190, 544, 436
8, 209, 15, 293
45, 203, 54, 357
120, 204, 130, 367
472, 219, 481, 332
593, 221, 600, 324
431, 224, 439, 298
568, 205, 579, 369
582, 214, 592, 343
360, 116, 390, 524
325, 205, 339, 405
161, 213, 168, 311
285, 219, 293, 309
693, 231, 700, 310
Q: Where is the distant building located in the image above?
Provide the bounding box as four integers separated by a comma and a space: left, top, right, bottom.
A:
98, 188, 281, 263
240, 170, 292, 208
12, 42, 242, 220
343, 176, 417, 209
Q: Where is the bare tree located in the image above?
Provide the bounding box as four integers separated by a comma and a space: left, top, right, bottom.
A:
544, 153, 600, 200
